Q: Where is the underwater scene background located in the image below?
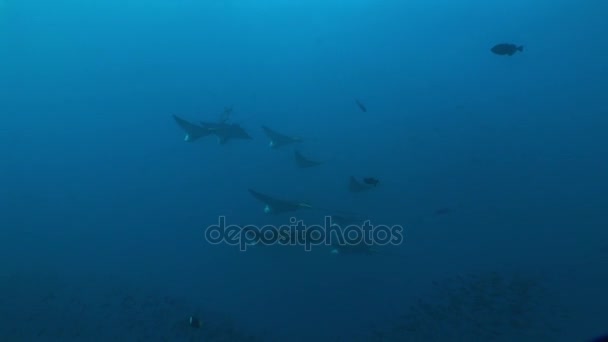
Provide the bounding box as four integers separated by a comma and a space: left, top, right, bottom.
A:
1, 0, 607, 341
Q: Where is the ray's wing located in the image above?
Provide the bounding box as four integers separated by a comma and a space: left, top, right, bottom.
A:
173, 115, 212, 141
248, 189, 286, 207
262, 125, 299, 147
294, 150, 323, 168
248, 189, 308, 214
349, 176, 373, 192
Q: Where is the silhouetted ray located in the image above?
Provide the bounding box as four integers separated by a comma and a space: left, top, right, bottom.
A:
330, 241, 398, 257
434, 207, 451, 216
201, 122, 252, 144
294, 150, 323, 168
261, 126, 302, 148
330, 241, 375, 256
248, 189, 312, 214
348, 176, 374, 193
172, 115, 213, 142
355, 99, 367, 112
329, 214, 366, 227
362, 177, 379, 187
199, 120, 223, 129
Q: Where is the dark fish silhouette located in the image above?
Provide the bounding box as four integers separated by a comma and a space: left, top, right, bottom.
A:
590, 335, 608, 342
363, 177, 379, 187
330, 241, 397, 257
348, 176, 374, 193
331, 242, 375, 256
200, 121, 252, 144
434, 207, 451, 216
189, 316, 202, 328
355, 99, 367, 112
261, 125, 302, 148
172, 115, 213, 142
491, 43, 524, 56
248, 189, 312, 214
294, 150, 323, 168
330, 214, 365, 227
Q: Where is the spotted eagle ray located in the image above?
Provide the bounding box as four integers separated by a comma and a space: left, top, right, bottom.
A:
294, 150, 324, 168
262, 126, 302, 148
200, 121, 252, 144
348, 176, 375, 193
172, 115, 213, 142
248, 189, 312, 214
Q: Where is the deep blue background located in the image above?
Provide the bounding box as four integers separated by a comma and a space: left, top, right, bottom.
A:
1, 0, 607, 340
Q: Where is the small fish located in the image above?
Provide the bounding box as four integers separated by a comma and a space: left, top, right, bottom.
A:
355, 99, 367, 112
491, 43, 524, 56
363, 177, 379, 187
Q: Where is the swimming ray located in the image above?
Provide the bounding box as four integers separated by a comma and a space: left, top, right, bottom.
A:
248, 189, 312, 215
348, 176, 374, 193
261, 125, 302, 148
355, 99, 367, 112
330, 242, 400, 257
201, 121, 252, 144
328, 213, 367, 227
172, 115, 213, 142
294, 150, 324, 168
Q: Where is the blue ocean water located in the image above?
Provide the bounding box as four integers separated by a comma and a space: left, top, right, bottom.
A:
1, 0, 607, 340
